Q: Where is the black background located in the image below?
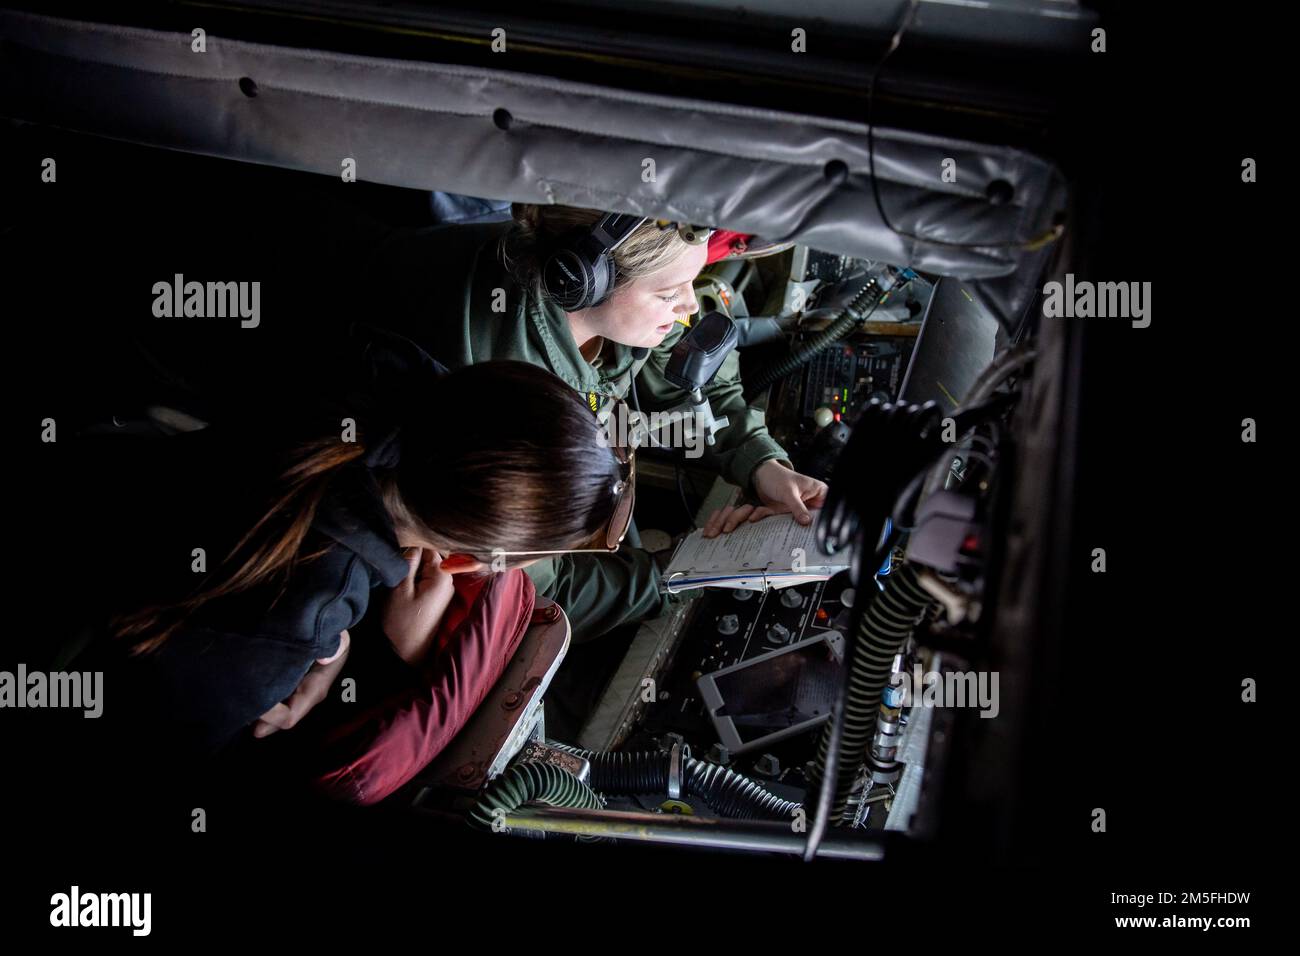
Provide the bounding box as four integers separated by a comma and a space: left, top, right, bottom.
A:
0, 0, 1276, 939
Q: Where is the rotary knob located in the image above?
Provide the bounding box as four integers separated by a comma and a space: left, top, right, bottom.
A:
766, 623, 792, 645
717, 614, 740, 636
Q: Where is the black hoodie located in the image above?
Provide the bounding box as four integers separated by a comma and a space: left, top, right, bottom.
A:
59, 326, 442, 754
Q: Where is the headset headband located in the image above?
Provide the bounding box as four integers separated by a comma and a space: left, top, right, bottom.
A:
541, 212, 712, 311
589, 212, 647, 253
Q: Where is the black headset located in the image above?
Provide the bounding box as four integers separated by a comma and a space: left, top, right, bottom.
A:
541, 212, 648, 312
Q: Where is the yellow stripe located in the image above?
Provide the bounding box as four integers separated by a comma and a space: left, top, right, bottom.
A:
936, 380, 959, 408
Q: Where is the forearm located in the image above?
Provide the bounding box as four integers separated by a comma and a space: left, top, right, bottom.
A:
699, 392, 788, 491
385, 623, 439, 667
383, 547, 455, 666
309, 571, 533, 804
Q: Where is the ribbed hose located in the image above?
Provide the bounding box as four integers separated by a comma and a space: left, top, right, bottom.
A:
469, 760, 605, 830
682, 758, 802, 820
563, 749, 669, 794
742, 277, 888, 401
553, 746, 802, 822
811, 564, 934, 824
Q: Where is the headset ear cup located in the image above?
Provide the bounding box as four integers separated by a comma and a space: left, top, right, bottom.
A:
588, 250, 617, 308
542, 222, 628, 311
543, 245, 593, 311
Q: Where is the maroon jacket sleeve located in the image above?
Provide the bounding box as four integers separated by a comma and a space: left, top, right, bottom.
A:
309, 569, 536, 805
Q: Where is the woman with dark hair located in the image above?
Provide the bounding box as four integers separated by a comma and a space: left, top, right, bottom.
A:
59, 330, 626, 766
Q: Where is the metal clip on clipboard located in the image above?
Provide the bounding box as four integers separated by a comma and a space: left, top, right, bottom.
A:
662, 563, 775, 596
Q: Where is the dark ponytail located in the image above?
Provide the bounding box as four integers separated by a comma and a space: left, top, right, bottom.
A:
114, 359, 620, 654
114, 437, 369, 655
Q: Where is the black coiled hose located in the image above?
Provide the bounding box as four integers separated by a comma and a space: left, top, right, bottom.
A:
683, 758, 802, 821
469, 760, 605, 830
803, 395, 1013, 846
554, 746, 802, 822
810, 564, 934, 824
562, 749, 667, 794
742, 272, 902, 401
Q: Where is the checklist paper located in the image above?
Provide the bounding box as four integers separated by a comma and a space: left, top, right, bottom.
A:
660, 511, 848, 594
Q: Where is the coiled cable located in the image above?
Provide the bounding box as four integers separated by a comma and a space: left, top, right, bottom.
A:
469, 760, 605, 830
552, 745, 802, 822
808, 565, 934, 824
742, 271, 908, 401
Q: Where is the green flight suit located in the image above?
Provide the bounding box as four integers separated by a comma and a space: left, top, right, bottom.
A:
363, 220, 788, 643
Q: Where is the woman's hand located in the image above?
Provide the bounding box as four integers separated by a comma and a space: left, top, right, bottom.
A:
381, 547, 455, 666
702, 460, 829, 537
252, 629, 351, 738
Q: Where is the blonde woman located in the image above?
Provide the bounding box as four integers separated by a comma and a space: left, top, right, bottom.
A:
366, 206, 827, 643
